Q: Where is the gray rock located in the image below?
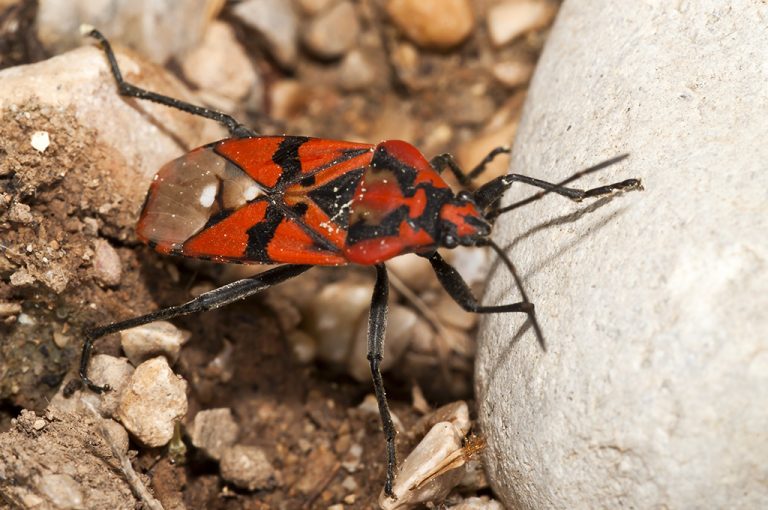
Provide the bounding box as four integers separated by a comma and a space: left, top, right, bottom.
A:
476, 1, 768, 508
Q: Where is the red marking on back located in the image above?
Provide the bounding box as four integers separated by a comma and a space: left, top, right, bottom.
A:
439, 202, 484, 238
298, 138, 373, 175
183, 200, 269, 261
215, 137, 284, 189
267, 218, 346, 265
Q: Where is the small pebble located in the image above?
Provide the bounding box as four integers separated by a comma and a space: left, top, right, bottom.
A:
306, 280, 371, 365
287, 329, 318, 364
386, 0, 475, 50
294, 445, 337, 494
120, 321, 189, 366
488, 0, 557, 47
303, 1, 360, 59
455, 123, 517, 185
379, 421, 466, 509
92, 239, 122, 287
448, 496, 504, 509
220, 445, 278, 491
117, 356, 188, 447
189, 408, 240, 461
52, 330, 69, 348
269, 79, 306, 121
386, 253, 437, 291
8, 202, 34, 224
341, 442, 363, 472
181, 20, 260, 103
233, 0, 299, 68
337, 49, 377, 91
0, 302, 22, 317
30, 130, 50, 152
492, 60, 535, 88
32, 418, 47, 431
9, 269, 35, 287
39, 267, 69, 294
38, 473, 83, 510
434, 293, 477, 331
458, 457, 489, 491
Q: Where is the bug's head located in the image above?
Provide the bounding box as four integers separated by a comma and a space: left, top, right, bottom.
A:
438, 191, 491, 248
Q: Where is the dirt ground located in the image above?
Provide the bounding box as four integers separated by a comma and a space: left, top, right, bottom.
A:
0, 1, 558, 508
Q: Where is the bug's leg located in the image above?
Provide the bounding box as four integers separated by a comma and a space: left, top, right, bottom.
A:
430, 146, 511, 187
79, 264, 312, 392
473, 154, 640, 215
367, 263, 398, 498
422, 251, 545, 347
83, 27, 255, 138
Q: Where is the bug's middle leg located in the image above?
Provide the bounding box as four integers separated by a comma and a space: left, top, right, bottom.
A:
367, 263, 398, 498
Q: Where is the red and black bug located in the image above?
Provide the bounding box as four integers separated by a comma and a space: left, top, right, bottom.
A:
79, 29, 641, 497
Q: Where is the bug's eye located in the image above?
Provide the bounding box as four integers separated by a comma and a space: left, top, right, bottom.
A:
443, 234, 457, 248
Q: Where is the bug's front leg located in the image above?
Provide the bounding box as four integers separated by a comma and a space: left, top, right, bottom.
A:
430, 147, 511, 187
366, 263, 398, 498
474, 154, 640, 213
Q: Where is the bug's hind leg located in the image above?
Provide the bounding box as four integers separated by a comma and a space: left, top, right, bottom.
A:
77, 264, 312, 393
83, 27, 255, 138
367, 264, 398, 498
430, 147, 511, 188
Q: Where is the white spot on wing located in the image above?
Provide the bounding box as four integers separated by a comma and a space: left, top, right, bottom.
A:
244, 184, 260, 201
199, 184, 217, 208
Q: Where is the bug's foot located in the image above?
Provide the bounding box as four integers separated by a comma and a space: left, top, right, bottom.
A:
80, 375, 111, 394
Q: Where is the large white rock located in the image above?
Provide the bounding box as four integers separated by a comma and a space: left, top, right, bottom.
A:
476, 1, 768, 508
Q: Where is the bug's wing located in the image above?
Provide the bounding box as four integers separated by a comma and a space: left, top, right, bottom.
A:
137, 145, 271, 257
138, 137, 375, 265
215, 136, 373, 189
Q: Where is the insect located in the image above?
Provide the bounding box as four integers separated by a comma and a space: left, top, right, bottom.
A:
78, 28, 641, 497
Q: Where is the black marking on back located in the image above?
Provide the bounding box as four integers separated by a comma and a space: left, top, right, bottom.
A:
291, 202, 309, 217
294, 148, 371, 184
273, 136, 309, 188
275, 201, 341, 254
308, 168, 364, 229
202, 208, 235, 230
347, 205, 409, 246
346, 183, 453, 246
371, 145, 417, 193
244, 204, 284, 262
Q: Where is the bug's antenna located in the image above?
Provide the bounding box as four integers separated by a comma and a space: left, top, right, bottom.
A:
478, 238, 546, 351
486, 153, 634, 221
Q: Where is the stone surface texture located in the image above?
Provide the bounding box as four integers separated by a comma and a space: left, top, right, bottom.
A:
476, 1, 768, 508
